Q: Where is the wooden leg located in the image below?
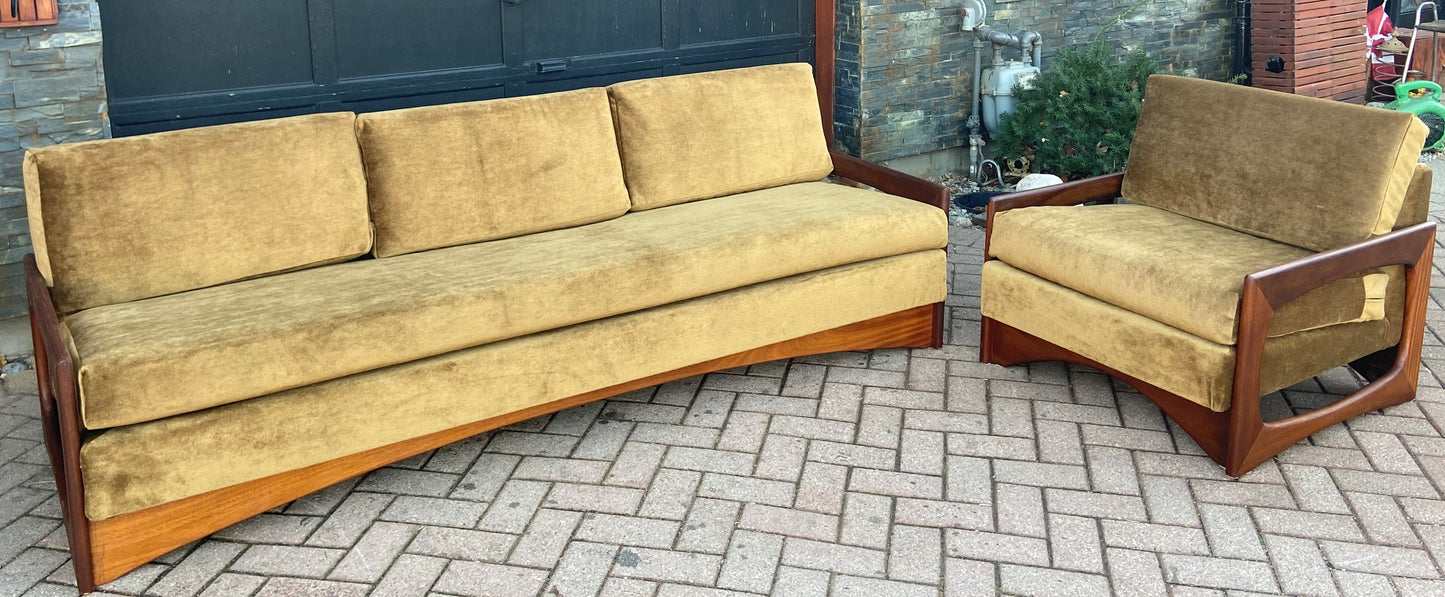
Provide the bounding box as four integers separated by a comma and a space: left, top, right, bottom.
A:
981, 318, 1232, 461
930, 302, 945, 349
1223, 231, 1434, 477
980, 315, 1425, 477
1221, 364, 1417, 476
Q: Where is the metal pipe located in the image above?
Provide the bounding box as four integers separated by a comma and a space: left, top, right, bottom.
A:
1234, 0, 1251, 84
1020, 30, 1042, 68
968, 37, 985, 180
960, 9, 1043, 182
970, 37, 984, 124
978, 26, 1018, 67
980, 160, 1004, 187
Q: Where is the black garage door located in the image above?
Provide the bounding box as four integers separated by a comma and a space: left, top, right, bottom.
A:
100, 0, 816, 136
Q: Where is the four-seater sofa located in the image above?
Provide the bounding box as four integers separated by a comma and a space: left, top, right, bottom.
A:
21, 63, 950, 592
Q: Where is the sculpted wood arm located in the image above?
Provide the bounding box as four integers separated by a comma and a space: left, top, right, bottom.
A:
1228, 222, 1438, 474
24, 253, 95, 593
829, 151, 949, 211
984, 172, 1124, 256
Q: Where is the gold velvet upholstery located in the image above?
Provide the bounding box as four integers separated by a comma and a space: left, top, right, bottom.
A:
983, 78, 1435, 414
982, 261, 1405, 411
67, 182, 947, 430
1398, 164, 1434, 229
607, 63, 834, 210
356, 88, 631, 258
1123, 75, 1427, 252
80, 251, 946, 521
24, 113, 372, 314
989, 203, 1388, 345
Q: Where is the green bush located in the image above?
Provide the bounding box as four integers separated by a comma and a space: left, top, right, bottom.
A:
992, 44, 1158, 179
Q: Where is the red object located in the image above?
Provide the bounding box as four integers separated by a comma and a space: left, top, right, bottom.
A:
1368, 4, 1398, 80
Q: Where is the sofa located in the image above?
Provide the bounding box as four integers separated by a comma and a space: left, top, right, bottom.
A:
981, 75, 1435, 476
21, 63, 950, 592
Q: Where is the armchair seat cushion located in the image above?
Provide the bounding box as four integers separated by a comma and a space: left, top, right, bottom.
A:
989, 203, 1388, 346
981, 261, 1403, 411
66, 182, 947, 430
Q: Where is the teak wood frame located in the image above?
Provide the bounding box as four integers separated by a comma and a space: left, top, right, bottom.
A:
980, 173, 1438, 477
27, 7, 951, 585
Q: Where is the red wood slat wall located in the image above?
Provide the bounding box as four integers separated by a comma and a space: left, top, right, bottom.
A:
1252, 0, 1367, 102
0, 0, 59, 28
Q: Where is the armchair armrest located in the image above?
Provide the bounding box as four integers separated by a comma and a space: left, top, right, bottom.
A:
1228, 222, 1437, 471
829, 151, 949, 211
985, 172, 1124, 257
1244, 222, 1437, 309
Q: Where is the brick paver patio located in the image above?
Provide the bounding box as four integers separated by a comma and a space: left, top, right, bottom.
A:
5, 178, 1445, 596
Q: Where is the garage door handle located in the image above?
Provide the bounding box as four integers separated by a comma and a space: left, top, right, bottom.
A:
9, 0, 17, 19
502, 0, 527, 5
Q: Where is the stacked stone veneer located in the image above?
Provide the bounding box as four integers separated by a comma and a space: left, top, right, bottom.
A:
834, 0, 1238, 162
0, 0, 104, 319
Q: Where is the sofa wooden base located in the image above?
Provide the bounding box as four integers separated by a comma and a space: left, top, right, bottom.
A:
980, 316, 1420, 477
67, 302, 941, 591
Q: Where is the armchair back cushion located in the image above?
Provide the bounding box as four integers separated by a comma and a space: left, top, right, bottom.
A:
1398, 164, 1434, 230
357, 88, 631, 258
1122, 75, 1427, 252
24, 112, 372, 314
607, 63, 834, 210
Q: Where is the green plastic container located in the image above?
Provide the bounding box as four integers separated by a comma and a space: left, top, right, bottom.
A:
1384, 80, 1445, 150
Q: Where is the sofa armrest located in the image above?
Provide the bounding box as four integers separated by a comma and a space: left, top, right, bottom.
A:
23, 253, 93, 586
830, 151, 949, 211
985, 172, 1124, 257
1228, 222, 1437, 469
25, 255, 71, 388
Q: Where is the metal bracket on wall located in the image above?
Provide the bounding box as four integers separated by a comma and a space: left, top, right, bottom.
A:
535, 59, 568, 74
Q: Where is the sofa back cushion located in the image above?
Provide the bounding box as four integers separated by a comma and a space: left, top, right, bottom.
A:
357, 88, 631, 258
608, 63, 834, 210
1122, 75, 1427, 252
24, 112, 372, 314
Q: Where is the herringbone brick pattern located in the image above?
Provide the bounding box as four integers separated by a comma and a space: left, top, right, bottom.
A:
5, 194, 1445, 595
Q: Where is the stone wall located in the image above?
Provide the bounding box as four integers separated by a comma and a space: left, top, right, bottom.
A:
834, 0, 1238, 163
0, 0, 105, 319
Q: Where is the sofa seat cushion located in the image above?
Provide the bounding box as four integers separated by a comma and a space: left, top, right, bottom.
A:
989, 203, 1388, 346
80, 251, 945, 521
982, 261, 1404, 411
67, 182, 947, 430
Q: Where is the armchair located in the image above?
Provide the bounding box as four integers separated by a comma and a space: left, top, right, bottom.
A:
981, 75, 1436, 475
